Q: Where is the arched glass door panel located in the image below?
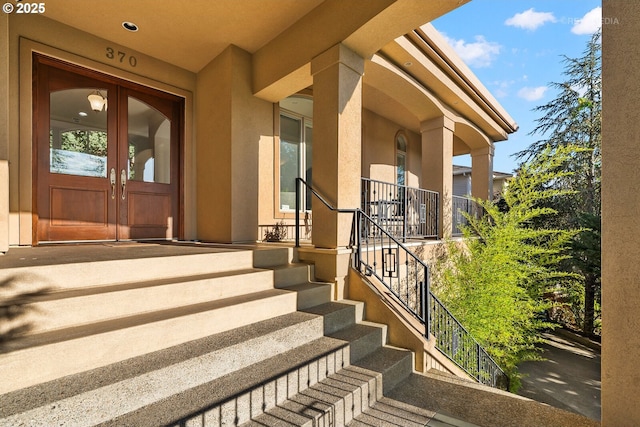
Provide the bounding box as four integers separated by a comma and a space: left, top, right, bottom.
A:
127, 97, 171, 184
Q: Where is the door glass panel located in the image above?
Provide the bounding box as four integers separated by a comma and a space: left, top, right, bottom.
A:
280, 115, 301, 210
128, 97, 171, 184
50, 88, 108, 178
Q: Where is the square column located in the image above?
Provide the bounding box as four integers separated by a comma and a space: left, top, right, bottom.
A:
0, 15, 8, 253
196, 45, 273, 243
421, 116, 454, 239
471, 145, 495, 201
602, 0, 640, 424
311, 44, 364, 249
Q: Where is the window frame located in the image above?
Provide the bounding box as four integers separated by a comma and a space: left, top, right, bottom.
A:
276, 108, 313, 215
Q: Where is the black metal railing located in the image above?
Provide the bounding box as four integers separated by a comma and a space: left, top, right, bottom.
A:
431, 292, 510, 389
356, 211, 508, 389
354, 209, 429, 333
295, 178, 508, 390
259, 215, 312, 242
361, 178, 439, 241
452, 195, 482, 236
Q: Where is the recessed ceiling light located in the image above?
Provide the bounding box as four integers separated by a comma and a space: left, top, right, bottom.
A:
78, 111, 88, 117
122, 21, 139, 32
404, 61, 413, 67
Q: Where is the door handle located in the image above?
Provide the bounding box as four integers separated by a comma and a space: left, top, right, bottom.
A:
110, 168, 116, 199
120, 169, 127, 200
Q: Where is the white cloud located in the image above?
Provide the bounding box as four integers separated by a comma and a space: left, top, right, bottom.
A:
443, 34, 501, 68
491, 80, 515, 98
518, 86, 548, 101
571, 7, 602, 35
505, 8, 556, 31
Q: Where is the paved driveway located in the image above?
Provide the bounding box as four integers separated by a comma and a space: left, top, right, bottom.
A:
517, 330, 601, 421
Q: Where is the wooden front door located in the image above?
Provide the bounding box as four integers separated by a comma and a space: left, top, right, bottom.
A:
34, 56, 182, 243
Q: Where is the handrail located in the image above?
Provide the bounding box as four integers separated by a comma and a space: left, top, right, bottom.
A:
295, 178, 357, 247
355, 209, 430, 333
294, 177, 508, 390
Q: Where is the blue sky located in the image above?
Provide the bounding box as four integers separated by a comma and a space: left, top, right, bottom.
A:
432, 1, 602, 174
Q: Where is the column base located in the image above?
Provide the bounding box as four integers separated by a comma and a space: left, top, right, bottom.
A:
296, 246, 355, 300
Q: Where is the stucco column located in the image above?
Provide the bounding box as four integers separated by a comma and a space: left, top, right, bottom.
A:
196, 45, 272, 243
421, 116, 454, 239
0, 15, 8, 253
310, 44, 363, 249
470, 145, 494, 201
602, 1, 640, 424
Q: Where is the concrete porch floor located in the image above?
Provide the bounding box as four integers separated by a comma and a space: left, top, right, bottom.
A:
0, 241, 284, 268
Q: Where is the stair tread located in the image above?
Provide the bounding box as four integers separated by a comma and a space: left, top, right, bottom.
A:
0, 310, 323, 417
352, 345, 413, 374
301, 300, 362, 317
97, 337, 349, 427
1, 288, 292, 353
327, 322, 385, 343
243, 364, 381, 427
1, 335, 347, 425
242, 345, 411, 427
348, 396, 436, 426
279, 281, 330, 291
28, 267, 271, 302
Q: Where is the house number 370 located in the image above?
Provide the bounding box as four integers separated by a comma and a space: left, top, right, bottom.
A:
105, 47, 138, 67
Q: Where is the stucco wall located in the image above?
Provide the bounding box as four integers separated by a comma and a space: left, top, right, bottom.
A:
362, 108, 421, 187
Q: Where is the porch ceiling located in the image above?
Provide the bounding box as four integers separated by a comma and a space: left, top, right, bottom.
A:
40, 0, 325, 73
41, 0, 469, 100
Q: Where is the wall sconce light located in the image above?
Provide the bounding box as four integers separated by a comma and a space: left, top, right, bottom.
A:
88, 90, 107, 112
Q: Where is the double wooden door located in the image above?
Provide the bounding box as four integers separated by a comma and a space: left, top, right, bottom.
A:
34, 56, 182, 243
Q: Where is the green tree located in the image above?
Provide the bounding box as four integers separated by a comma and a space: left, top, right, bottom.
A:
516, 31, 601, 336
433, 147, 581, 389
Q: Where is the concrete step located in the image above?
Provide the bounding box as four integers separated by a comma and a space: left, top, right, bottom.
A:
302, 300, 366, 334
0, 249, 260, 294
328, 321, 388, 363
379, 371, 600, 427
353, 345, 414, 395
348, 396, 480, 427
235, 302, 413, 427
348, 397, 438, 426
280, 282, 332, 309
19, 268, 276, 334
272, 262, 314, 287
241, 346, 415, 427
0, 311, 340, 425
240, 364, 382, 427
0, 288, 299, 394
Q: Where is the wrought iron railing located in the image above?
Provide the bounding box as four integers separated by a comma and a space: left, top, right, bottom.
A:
452, 195, 482, 236
259, 216, 312, 242
361, 178, 439, 241
295, 178, 508, 390
356, 210, 508, 389
430, 292, 510, 389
